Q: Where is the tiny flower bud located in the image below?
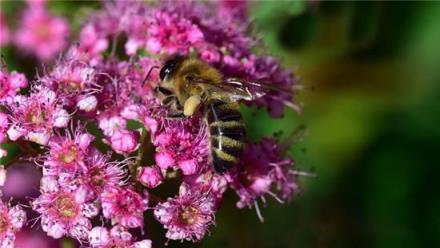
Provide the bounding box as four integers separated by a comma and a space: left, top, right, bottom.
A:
46, 221, 65, 239
155, 152, 175, 169
40, 176, 58, 193
89, 227, 110, 247
53, 109, 70, 127
9, 205, 27, 229
0, 148, 7, 159
138, 166, 163, 188
9, 71, 28, 89
179, 159, 197, 175
134, 240, 152, 248
7, 125, 25, 141
99, 116, 126, 136
27, 131, 50, 145
77, 95, 97, 112
121, 105, 142, 120
110, 130, 139, 154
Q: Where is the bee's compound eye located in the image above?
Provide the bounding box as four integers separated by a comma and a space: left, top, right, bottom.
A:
160, 57, 182, 81
159, 65, 170, 81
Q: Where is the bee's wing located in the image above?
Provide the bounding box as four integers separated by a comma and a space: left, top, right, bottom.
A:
189, 76, 255, 101
190, 76, 291, 101
221, 77, 293, 100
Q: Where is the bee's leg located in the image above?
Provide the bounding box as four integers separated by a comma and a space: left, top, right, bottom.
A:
166, 111, 186, 119
166, 106, 185, 119
166, 98, 186, 120
161, 95, 178, 107
183, 95, 202, 117
154, 86, 173, 97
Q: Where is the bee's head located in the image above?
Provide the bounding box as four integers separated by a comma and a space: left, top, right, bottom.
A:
160, 56, 183, 81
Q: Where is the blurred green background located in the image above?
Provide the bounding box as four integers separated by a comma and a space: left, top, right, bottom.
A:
233, 2, 440, 248
2, 1, 440, 247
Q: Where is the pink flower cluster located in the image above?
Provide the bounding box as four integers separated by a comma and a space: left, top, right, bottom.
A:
1, 0, 69, 61
0, 201, 27, 248
0, 165, 27, 247
0, 0, 305, 246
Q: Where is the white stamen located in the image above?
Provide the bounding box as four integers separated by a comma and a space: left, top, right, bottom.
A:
266, 191, 284, 204
254, 201, 264, 223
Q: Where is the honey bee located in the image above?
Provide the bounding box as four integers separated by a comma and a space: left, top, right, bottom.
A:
154, 56, 290, 173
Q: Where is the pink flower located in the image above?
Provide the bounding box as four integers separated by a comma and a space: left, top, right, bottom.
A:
0, 69, 28, 104
0, 0, 303, 244
77, 152, 125, 199
184, 171, 228, 203
228, 138, 299, 210
147, 110, 209, 175
154, 183, 216, 241
78, 24, 109, 63
88, 226, 152, 248
120, 104, 148, 121
43, 130, 93, 174
137, 166, 163, 188
242, 56, 299, 117
32, 188, 97, 240
109, 129, 140, 155
99, 115, 126, 137
146, 9, 204, 55
14, 5, 69, 61
41, 58, 98, 106
119, 3, 149, 55
0, 201, 27, 247
76, 95, 98, 112
155, 151, 175, 170
217, 0, 248, 23
26, 0, 47, 6
101, 187, 149, 228
6, 87, 70, 145
0, 11, 10, 47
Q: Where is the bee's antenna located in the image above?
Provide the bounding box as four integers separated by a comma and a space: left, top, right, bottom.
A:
143, 66, 160, 85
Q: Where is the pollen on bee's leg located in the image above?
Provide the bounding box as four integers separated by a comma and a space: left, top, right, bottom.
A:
183, 95, 201, 116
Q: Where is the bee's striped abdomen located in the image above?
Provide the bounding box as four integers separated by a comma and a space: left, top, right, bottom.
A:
206, 99, 245, 173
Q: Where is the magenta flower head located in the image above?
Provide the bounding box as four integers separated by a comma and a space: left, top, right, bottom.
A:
6, 86, 70, 145
78, 24, 109, 63
42, 128, 93, 175
14, 3, 69, 61
0, 201, 27, 248
0, 69, 28, 104
229, 138, 300, 212
1, 0, 309, 246
101, 187, 149, 229
138, 166, 163, 188
146, 8, 204, 55
148, 111, 209, 175
88, 226, 151, 248
77, 152, 126, 200
40, 57, 98, 108
32, 187, 97, 240
154, 183, 216, 241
